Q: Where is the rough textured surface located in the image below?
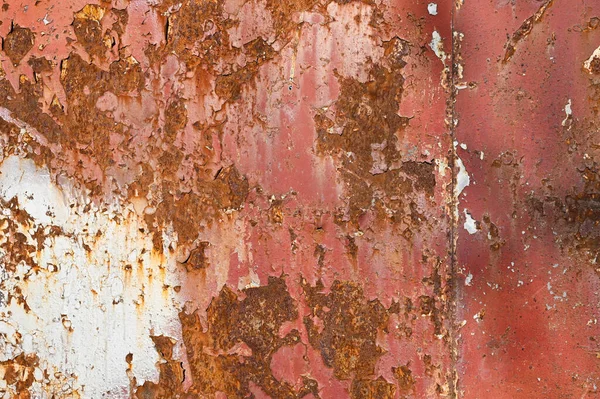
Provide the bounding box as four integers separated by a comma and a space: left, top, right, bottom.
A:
0, 0, 598, 398
455, 1, 600, 397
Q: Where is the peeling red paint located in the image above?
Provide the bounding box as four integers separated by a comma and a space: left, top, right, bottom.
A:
1, 0, 599, 397
455, 0, 600, 397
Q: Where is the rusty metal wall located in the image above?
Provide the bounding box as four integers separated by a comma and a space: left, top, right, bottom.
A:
0, 0, 597, 397
454, 1, 600, 397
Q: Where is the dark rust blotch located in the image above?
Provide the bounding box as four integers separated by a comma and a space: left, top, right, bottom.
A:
3, 23, 34, 65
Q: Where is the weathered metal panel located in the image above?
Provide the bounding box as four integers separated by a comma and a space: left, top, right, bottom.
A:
454, 0, 600, 397
0, 0, 455, 397
2, 0, 599, 398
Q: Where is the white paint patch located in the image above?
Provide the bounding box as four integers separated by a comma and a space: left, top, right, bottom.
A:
583, 45, 600, 74
465, 273, 473, 286
430, 31, 446, 63
455, 157, 470, 196
0, 156, 184, 398
0, 156, 69, 225
562, 99, 572, 126
427, 2, 438, 15
463, 209, 477, 234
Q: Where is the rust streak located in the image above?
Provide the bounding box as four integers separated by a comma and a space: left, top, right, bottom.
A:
502, 0, 554, 63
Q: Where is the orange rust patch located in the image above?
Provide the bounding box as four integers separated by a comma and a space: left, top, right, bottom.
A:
0, 353, 39, 396
136, 277, 319, 398
350, 377, 396, 399
314, 60, 435, 228
301, 277, 396, 381
393, 363, 415, 394
146, 165, 249, 248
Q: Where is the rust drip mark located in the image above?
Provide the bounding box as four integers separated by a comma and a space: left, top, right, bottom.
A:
136, 277, 319, 398
502, 0, 554, 63
2, 23, 35, 66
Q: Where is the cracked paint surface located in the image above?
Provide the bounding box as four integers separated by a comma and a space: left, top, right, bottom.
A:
0, 0, 599, 398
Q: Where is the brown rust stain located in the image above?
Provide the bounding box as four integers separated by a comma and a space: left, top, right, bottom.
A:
0, 3, 255, 252
59, 52, 143, 163
314, 59, 436, 228
419, 257, 446, 337
0, 353, 39, 398
563, 166, 600, 257
502, 0, 554, 63
393, 363, 415, 394
214, 38, 276, 103
0, 198, 37, 273
0, 1, 456, 397
350, 377, 396, 399
301, 277, 395, 381
145, 165, 249, 248
2, 23, 34, 65
136, 277, 318, 398
27, 56, 52, 74
481, 214, 505, 251
182, 241, 210, 270
137, 276, 421, 397
163, 97, 188, 141
134, 336, 185, 399
72, 5, 110, 61
0, 352, 80, 398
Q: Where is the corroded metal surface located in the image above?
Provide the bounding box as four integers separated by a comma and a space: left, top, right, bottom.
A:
0, 0, 598, 398
0, 0, 453, 397
454, 0, 600, 397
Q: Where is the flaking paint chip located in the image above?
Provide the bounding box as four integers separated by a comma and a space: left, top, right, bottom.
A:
428, 3, 438, 15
